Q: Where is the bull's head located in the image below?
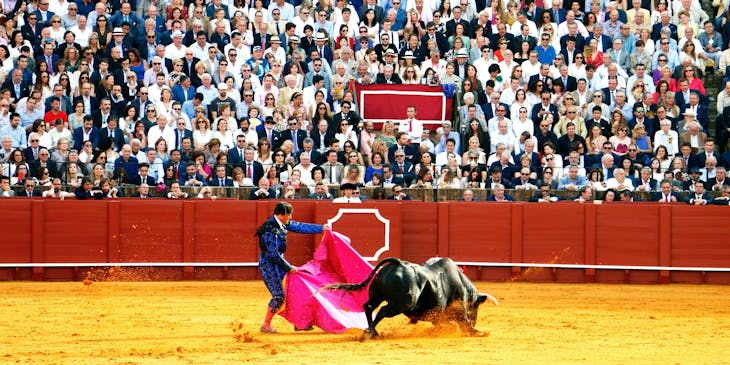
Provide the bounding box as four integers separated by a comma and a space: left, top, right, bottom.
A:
467, 293, 498, 328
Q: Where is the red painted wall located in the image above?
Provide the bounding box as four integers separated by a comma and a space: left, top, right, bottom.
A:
0, 200, 728, 284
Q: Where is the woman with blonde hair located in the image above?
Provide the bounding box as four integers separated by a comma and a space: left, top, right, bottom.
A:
193, 116, 213, 150
380, 121, 397, 147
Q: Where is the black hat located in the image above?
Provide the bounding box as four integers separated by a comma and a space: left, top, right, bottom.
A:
340, 183, 357, 191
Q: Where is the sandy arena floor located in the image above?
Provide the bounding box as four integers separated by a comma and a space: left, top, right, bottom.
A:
1, 281, 729, 364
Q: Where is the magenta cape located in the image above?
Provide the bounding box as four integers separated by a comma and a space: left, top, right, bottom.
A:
280, 230, 373, 333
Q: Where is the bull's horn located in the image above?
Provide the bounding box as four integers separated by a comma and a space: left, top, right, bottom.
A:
485, 293, 499, 306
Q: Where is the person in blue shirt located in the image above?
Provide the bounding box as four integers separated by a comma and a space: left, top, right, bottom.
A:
256, 201, 329, 333
536, 33, 557, 65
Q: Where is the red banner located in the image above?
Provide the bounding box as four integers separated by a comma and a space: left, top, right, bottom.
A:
354, 84, 453, 128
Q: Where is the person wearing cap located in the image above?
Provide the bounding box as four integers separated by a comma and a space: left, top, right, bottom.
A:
104, 27, 130, 59
263, 34, 287, 66
246, 45, 270, 80
164, 30, 188, 61
681, 167, 702, 191
333, 182, 362, 203
312, 31, 334, 65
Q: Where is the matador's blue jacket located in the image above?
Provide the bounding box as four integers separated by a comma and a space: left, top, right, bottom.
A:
256, 217, 323, 302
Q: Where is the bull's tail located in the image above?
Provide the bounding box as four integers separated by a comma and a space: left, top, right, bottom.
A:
323, 257, 402, 292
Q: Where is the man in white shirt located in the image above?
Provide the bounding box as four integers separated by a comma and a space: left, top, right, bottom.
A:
69, 15, 92, 47
398, 105, 423, 144
333, 183, 361, 203
653, 114, 679, 156
146, 114, 176, 150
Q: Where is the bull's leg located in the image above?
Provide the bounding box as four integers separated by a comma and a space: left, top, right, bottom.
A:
363, 300, 377, 336
368, 304, 404, 338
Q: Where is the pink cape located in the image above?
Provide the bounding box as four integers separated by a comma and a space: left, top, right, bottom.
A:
280, 230, 373, 333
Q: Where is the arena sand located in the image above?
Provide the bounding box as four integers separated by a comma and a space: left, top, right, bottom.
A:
1, 280, 729, 364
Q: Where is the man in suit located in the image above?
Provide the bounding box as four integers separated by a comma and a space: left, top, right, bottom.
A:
697, 139, 721, 168
206, 0, 229, 19
489, 23, 514, 53
73, 82, 98, 116
171, 75, 196, 104
607, 38, 631, 72
528, 183, 563, 202
19, 178, 42, 197
707, 167, 730, 192
560, 33, 586, 61
388, 132, 418, 165
651, 12, 678, 41
547, 1, 567, 24
586, 24, 612, 53
592, 153, 617, 181
241, 146, 264, 186
375, 63, 402, 84
73, 117, 100, 151
679, 121, 707, 150
256, 116, 283, 149
330, 101, 362, 133
280, 117, 307, 154
421, 22, 450, 56
171, 118, 193, 151
310, 32, 334, 65
311, 119, 335, 155
680, 93, 710, 131
528, 63, 554, 92
227, 135, 248, 168
248, 177, 277, 199
209, 165, 235, 187
482, 91, 510, 122
309, 182, 333, 200
512, 167, 539, 190
29, 147, 58, 178
651, 179, 681, 202
512, 23, 537, 52
531, 91, 560, 125
387, 185, 411, 200
633, 167, 659, 192
686, 180, 711, 205
99, 117, 125, 152
2, 69, 30, 103
109, 2, 143, 35
487, 183, 514, 201
92, 98, 115, 129
320, 149, 345, 184
445, 5, 470, 38
390, 149, 416, 186
554, 65, 577, 92
129, 163, 156, 186
34, 1, 55, 27
358, 0, 384, 24
21, 13, 43, 45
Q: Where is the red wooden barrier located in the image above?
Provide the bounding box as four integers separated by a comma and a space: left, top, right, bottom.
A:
0, 200, 728, 284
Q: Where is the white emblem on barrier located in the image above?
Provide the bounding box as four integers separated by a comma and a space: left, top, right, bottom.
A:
327, 208, 390, 261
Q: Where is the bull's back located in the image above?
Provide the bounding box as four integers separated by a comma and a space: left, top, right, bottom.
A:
423, 258, 473, 303
368, 260, 420, 309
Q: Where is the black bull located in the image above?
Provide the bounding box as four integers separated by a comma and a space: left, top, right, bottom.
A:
325, 257, 497, 337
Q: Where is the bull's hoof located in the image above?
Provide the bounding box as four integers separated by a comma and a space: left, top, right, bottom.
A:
469, 329, 489, 337
359, 329, 379, 341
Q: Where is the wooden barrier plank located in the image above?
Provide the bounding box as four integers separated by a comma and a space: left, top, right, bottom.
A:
584, 204, 597, 283
31, 200, 44, 281
182, 201, 195, 279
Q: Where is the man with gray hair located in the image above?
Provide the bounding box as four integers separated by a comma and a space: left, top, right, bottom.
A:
376, 63, 402, 84
435, 121, 461, 155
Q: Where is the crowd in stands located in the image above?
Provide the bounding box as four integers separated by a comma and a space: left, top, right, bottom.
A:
1, 0, 730, 204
